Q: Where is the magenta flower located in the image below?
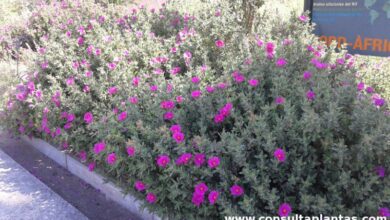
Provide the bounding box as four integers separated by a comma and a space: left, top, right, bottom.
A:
274, 148, 286, 162
108, 87, 118, 95
160, 100, 175, 109
357, 82, 365, 91
132, 77, 140, 87
107, 153, 116, 165
373, 97, 385, 107
366, 86, 374, 93
170, 124, 182, 133
230, 185, 244, 197
156, 155, 170, 168
176, 96, 184, 103
134, 181, 146, 191
107, 63, 117, 71
299, 15, 309, 22
126, 146, 136, 157
276, 58, 287, 67
208, 156, 220, 169
176, 153, 192, 165
184, 51, 192, 59
206, 86, 215, 93
266, 42, 275, 54
88, 162, 96, 172
84, 112, 93, 124
220, 103, 233, 116
170, 67, 181, 75
375, 166, 386, 178
163, 112, 174, 120
191, 76, 201, 84
278, 203, 292, 217
275, 96, 285, 105
77, 36, 84, 45
191, 192, 204, 207
303, 71, 312, 80
94, 142, 105, 154
248, 79, 259, 87
214, 114, 225, 124
194, 153, 206, 167
191, 90, 202, 99
118, 111, 127, 122
129, 96, 138, 104
172, 132, 185, 144
306, 90, 316, 101
208, 191, 219, 205
150, 85, 158, 92
379, 207, 390, 217
146, 193, 157, 204
215, 40, 225, 48
194, 182, 208, 195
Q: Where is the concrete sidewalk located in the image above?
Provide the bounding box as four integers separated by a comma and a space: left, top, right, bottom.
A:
0, 149, 88, 220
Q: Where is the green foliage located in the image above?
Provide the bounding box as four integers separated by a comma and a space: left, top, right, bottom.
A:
1, 0, 389, 219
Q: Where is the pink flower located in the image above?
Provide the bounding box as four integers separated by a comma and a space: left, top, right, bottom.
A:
146, 193, 157, 204
129, 96, 138, 104
77, 37, 84, 45
278, 203, 292, 217
191, 192, 204, 207
172, 132, 185, 144
357, 82, 365, 91
107, 63, 117, 71
208, 191, 219, 205
191, 76, 201, 84
175, 153, 192, 165
248, 79, 259, 87
191, 90, 202, 99
170, 124, 182, 133
107, 153, 116, 165
306, 90, 316, 101
118, 111, 127, 122
108, 87, 118, 95
214, 114, 225, 123
266, 42, 275, 54
163, 112, 174, 120
208, 156, 220, 169
379, 207, 390, 217
88, 162, 96, 172
303, 71, 312, 80
184, 51, 192, 59
85, 71, 93, 77
215, 40, 225, 48
84, 112, 93, 124
276, 58, 287, 67
299, 15, 309, 22
132, 77, 140, 86
95, 48, 101, 56
274, 148, 286, 162
156, 155, 170, 168
170, 67, 181, 75
194, 153, 206, 167
206, 86, 215, 93
375, 166, 386, 178
67, 113, 75, 122
230, 185, 244, 197
126, 146, 136, 157
93, 142, 105, 154
366, 86, 374, 93
176, 96, 184, 103
135, 181, 146, 191
275, 96, 285, 105
150, 85, 158, 92
195, 182, 208, 195
160, 100, 175, 109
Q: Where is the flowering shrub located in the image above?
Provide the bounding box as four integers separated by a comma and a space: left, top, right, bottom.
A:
2, 0, 390, 219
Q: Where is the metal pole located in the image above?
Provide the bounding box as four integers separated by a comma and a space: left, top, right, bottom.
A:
304, 0, 314, 20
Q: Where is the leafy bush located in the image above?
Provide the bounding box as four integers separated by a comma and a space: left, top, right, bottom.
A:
2, 0, 390, 219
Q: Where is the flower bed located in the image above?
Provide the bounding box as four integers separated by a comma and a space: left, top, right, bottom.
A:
2, 0, 390, 219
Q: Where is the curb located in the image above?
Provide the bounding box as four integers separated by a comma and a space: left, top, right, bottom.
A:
21, 136, 161, 220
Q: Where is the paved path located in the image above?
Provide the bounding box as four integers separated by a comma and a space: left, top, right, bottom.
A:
0, 149, 88, 220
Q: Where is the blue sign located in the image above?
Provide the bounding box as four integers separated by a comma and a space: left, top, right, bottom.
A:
312, 0, 390, 56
